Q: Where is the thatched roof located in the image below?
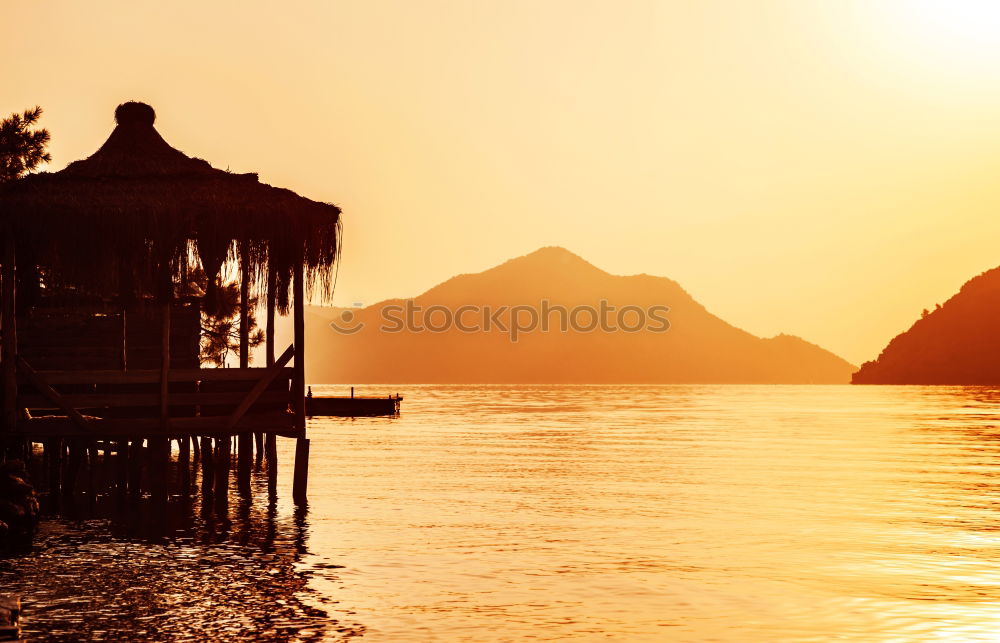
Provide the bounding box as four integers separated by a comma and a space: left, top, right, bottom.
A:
0, 102, 341, 307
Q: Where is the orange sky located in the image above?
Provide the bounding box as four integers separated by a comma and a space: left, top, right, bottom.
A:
7, 0, 1000, 365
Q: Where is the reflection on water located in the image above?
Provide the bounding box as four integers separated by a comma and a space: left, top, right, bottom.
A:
0, 456, 364, 641
7, 385, 1000, 641
304, 385, 1000, 641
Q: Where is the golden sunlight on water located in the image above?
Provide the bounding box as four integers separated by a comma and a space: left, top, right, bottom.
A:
6, 385, 1000, 641
302, 385, 1000, 641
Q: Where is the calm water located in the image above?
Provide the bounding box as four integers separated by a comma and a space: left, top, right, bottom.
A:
5, 385, 1000, 641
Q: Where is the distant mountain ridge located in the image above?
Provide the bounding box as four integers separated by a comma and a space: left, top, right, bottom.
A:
853, 266, 1000, 384
303, 247, 855, 383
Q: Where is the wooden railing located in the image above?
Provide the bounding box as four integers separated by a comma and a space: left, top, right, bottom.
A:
13, 345, 301, 437
17, 368, 291, 385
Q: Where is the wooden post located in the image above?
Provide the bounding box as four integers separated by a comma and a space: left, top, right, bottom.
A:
200, 435, 214, 496
293, 437, 310, 505
46, 438, 62, 498
116, 439, 129, 494
266, 432, 277, 498
214, 435, 231, 511
239, 252, 250, 369
160, 285, 171, 427
293, 261, 305, 429
64, 439, 83, 497
254, 431, 264, 467
263, 265, 279, 492
237, 432, 252, 496
266, 266, 276, 367
2, 233, 17, 434
179, 435, 191, 495
128, 439, 143, 498
149, 437, 168, 503
236, 252, 253, 494
87, 441, 98, 497
292, 259, 309, 503
120, 306, 128, 371
147, 265, 173, 503
113, 373, 126, 491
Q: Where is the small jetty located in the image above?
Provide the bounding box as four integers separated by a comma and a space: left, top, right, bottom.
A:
0, 101, 342, 505
307, 387, 401, 417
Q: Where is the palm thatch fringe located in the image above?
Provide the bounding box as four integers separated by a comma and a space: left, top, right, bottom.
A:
0, 102, 341, 306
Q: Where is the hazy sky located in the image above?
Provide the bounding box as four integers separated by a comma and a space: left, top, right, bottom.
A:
7, 0, 1000, 364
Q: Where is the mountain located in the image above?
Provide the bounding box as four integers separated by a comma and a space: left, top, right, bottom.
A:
301, 247, 855, 383
853, 266, 1000, 384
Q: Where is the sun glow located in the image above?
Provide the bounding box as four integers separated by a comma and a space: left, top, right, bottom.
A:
875, 0, 1000, 75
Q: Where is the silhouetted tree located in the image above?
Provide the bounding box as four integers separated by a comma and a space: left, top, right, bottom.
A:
2, 107, 50, 315
178, 266, 264, 366
0, 106, 50, 183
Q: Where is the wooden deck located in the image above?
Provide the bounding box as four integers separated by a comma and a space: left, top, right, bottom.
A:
0, 239, 313, 503
9, 346, 301, 438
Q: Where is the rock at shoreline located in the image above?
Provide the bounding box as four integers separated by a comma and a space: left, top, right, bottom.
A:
0, 460, 38, 550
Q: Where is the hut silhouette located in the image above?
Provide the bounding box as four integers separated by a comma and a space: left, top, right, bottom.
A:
0, 102, 340, 502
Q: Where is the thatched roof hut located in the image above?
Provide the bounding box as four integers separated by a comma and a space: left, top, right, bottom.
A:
0, 103, 331, 477
0, 102, 341, 309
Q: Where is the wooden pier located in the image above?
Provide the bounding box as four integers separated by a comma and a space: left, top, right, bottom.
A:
0, 101, 342, 506
307, 390, 402, 417
1, 247, 312, 504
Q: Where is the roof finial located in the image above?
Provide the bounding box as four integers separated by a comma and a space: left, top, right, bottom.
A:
115, 102, 155, 127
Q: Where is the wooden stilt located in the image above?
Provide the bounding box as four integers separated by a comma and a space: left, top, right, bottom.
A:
179, 435, 191, 494
116, 439, 128, 494
41, 441, 49, 482
200, 435, 214, 494
120, 305, 128, 371
291, 259, 308, 504
146, 262, 173, 504
262, 263, 276, 474
214, 436, 231, 510
128, 439, 143, 497
293, 437, 310, 504
293, 261, 306, 432
46, 438, 62, 497
160, 279, 171, 428
2, 232, 17, 435
235, 249, 253, 496
237, 432, 252, 496
192, 434, 201, 462
86, 441, 98, 497
238, 249, 250, 369
266, 265, 276, 367
64, 439, 83, 497
266, 432, 277, 498
149, 437, 168, 503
